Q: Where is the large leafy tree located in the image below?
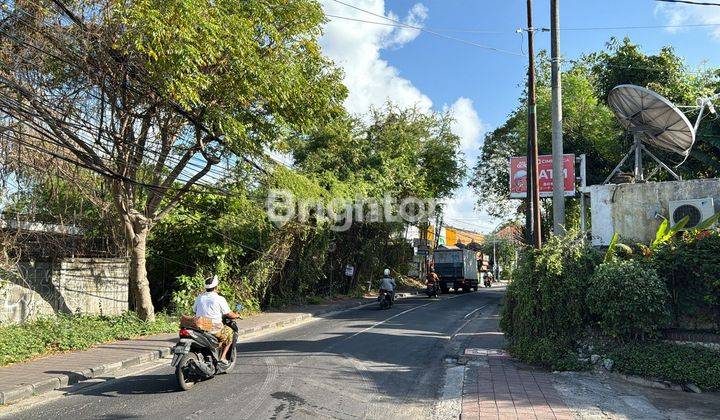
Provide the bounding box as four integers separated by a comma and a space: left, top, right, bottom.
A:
0, 0, 346, 320
471, 58, 623, 219
293, 105, 466, 202
471, 39, 720, 222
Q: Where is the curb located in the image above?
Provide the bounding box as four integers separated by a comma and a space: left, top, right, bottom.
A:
607, 371, 687, 393
0, 296, 407, 405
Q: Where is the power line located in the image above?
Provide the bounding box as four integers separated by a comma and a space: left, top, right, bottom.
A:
324, 13, 509, 34
542, 22, 720, 31
326, 0, 525, 56
656, 0, 720, 6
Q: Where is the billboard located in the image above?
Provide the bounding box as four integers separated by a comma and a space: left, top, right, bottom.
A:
509, 154, 575, 198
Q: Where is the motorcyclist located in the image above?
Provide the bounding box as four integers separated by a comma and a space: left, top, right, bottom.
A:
379, 268, 396, 302
427, 267, 440, 288
427, 267, 439, 284
193, 275, 241, 363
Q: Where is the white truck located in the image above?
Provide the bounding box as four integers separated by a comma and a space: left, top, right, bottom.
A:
433, 247, 479, 293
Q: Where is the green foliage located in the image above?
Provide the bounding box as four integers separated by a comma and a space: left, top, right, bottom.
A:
0, 313, 176, 366
652, 216, 689, 249
604, 232, 620, 263
610, 342, 720, 391
587, 260, 670, 341
170, 271, 259, 315
500, 231, 600, 369
117, 0, 347, 149
650, 230, 720, 329
473, 37, 720, 221
293, 104, 466, 201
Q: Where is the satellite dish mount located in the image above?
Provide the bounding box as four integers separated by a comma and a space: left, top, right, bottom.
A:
604, 85, 717, 184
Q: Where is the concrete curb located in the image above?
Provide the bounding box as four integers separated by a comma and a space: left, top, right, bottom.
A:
0, 295, 415, 405
608, 371, 686, 392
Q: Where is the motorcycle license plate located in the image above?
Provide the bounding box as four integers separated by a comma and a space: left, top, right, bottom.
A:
173, 344, 189, 354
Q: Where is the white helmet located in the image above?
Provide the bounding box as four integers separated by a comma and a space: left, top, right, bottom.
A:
205, 275, 219, 289
383, 268, 390, 276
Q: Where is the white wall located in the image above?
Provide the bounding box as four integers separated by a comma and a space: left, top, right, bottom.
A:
589, 178, 720, 246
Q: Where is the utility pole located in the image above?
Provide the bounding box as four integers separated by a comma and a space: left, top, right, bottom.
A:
551, 0, 565, 236
526, 0, 542, 249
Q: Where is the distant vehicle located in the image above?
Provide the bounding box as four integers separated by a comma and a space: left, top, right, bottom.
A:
433, 247, 479, 293
378, 289, 393, 309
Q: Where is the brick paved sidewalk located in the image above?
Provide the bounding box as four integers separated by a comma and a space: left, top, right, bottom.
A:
0, 296, 379, 405
461, 352, 574, 420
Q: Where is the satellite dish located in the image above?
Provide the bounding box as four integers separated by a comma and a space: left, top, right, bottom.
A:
605, 84, 716, 184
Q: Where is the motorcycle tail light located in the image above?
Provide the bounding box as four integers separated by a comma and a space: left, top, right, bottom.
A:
179, 328, 192, 337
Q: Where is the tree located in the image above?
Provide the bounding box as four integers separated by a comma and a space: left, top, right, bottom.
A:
471, 39, 720, 223
293, 104, 466, 202
471, 58, 623, 219
0, 0, 346, 320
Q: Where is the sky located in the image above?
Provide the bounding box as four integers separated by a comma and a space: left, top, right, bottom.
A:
317, 0, 720, 233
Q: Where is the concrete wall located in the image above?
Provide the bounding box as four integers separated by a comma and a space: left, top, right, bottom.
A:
589, 178, 720, 246
0, 258, 129, 324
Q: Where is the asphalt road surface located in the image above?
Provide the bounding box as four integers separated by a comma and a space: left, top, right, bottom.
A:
5, 288, 506, 420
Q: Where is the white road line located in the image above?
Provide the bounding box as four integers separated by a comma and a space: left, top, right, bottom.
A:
463, 304, 488, 319
345, 301, 434, 340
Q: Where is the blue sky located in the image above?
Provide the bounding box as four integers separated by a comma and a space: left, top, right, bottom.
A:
318, 0, 720, 232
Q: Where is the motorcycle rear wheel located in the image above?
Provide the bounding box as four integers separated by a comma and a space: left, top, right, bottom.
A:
176, 352, 199, 390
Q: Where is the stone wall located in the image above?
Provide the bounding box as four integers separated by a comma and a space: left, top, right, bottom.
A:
589, 178, 720, 246
0, 258, 129, 324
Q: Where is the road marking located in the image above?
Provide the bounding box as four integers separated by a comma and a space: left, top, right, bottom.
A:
345, 301, 434, 340
463, 304, 488, 319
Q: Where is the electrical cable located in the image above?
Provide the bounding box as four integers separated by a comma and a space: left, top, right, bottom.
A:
326, 0, 525, 56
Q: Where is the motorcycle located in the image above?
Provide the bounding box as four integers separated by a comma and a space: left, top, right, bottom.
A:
171, 304, 243, 390
378, 290, 393, 309
484, 277, 492, 288
425, 279, 439, 298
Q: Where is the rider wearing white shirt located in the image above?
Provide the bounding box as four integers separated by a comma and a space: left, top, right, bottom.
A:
193, 276, 240, 362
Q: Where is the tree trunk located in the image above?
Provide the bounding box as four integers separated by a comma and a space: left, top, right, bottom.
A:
129, 228, 155, 321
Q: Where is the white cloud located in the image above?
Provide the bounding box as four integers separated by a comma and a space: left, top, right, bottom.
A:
445, 97, 487, 159
383, 3, 428, 49
441, 97, 500, 233
655, 3, 720, 38
319, 0, 432, 114
319, 1, 498, 233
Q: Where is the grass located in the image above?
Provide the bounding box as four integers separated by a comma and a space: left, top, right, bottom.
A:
610, 342, 720, 391
0, 312, 177, 367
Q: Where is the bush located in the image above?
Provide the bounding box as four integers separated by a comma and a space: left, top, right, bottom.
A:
171, 271, 260, 315
650, 231, 720, 329
610, 342, 720, 391
0, 312, 176, 366
587, 260, 670, 341
500, 231, 600, 369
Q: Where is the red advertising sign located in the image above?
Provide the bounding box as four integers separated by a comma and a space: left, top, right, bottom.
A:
509, 154, 576, 198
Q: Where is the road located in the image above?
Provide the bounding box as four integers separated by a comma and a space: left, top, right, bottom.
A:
5, 288, 506, 420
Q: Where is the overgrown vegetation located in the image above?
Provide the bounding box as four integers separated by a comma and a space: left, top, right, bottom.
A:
0, 313, 176, 366
500, 231, 600, 370
502, 226, 720, 390
610, 343, 720, 391
587, 261, 670, 341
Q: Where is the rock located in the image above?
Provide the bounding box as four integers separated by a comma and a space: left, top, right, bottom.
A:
590, 354, 601, 364
603, 358, 614, 371
578, 357, 590, 364
684, 383, 702, 394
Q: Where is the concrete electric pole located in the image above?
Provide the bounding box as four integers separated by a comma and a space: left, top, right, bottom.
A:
550, 0, 565, 236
